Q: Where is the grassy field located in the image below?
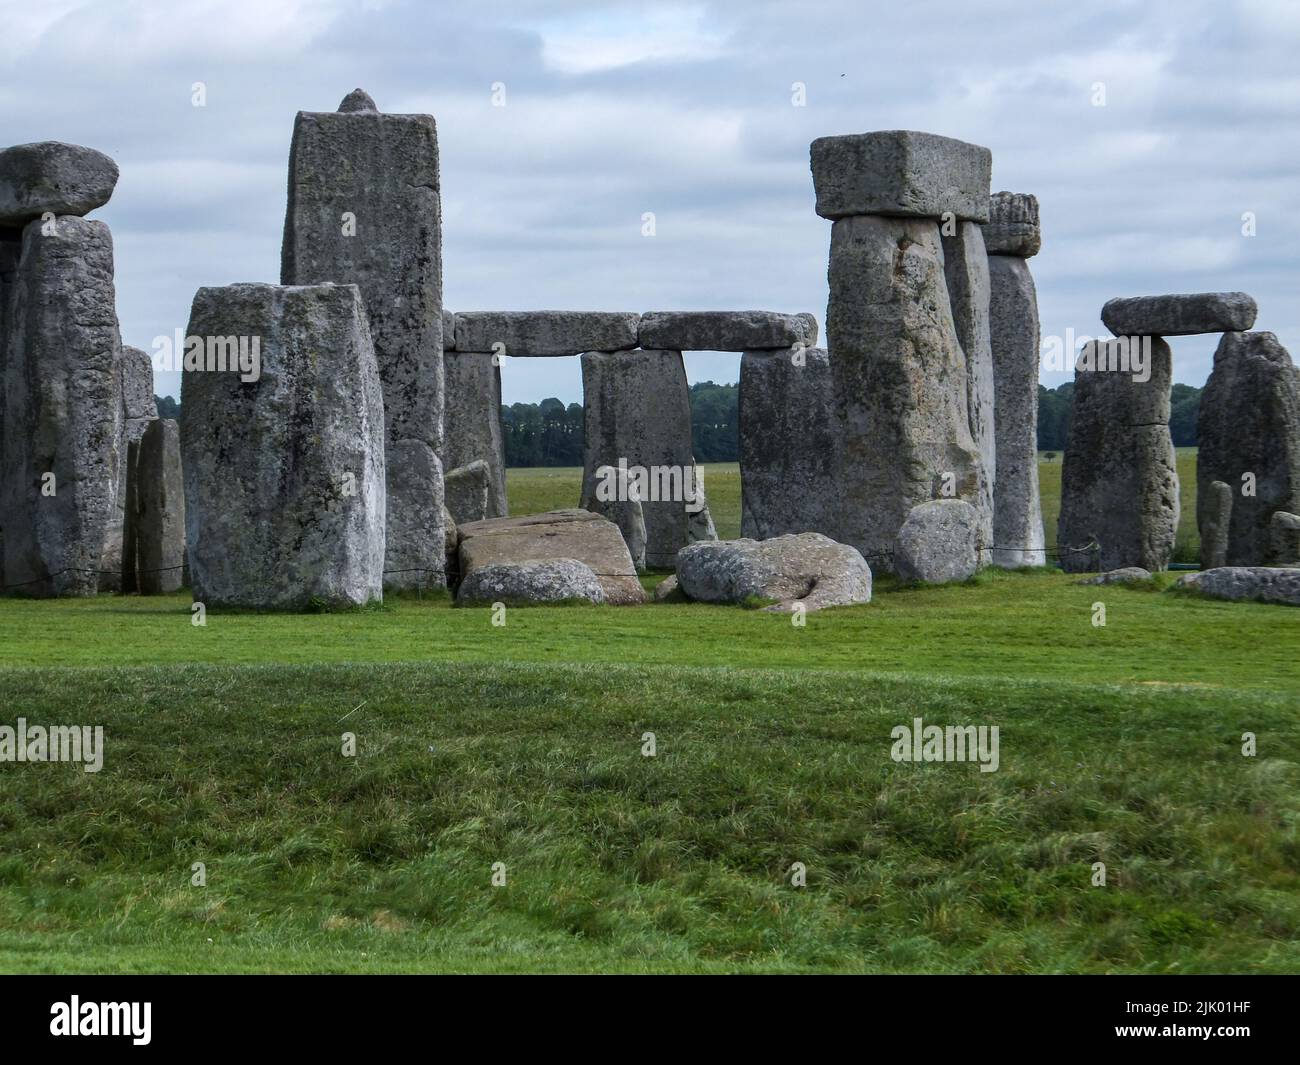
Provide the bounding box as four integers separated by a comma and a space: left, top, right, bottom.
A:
1, 455, 1297, 975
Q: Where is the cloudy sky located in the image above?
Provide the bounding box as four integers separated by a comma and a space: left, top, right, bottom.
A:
4, 0, 1296, 403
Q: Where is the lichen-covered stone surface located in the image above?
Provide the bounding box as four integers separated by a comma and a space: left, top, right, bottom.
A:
454, 311, 638, 356
136, 418, 185, 594
1174, 567, 1300, 607
1101, 292, 1257, 337
456, 557, 607, 606
0, 142, 119, 227
893, 499, 980, 584
982, 191, 1040, 257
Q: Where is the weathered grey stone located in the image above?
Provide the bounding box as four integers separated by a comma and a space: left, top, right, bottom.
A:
1270, 511, 1300, 565
988, 254, 1046, 567
810, 130, 991, 222
1174, 567, 1300, 607
121, 438, 142, 593
102, 345, 159, 591
585, 463, 647, 571
653, 573, 680, 601
136, 418, 185, 594
675, 532, 871, 612
580, 349, 709, 568
280, 91, 444, 585
385, 440, 446, 591
1201, 480, 1232, 569
444, 351, 506, 519
826, 214, 990, 569
942, 220, 995, 554
982, 191, 1040, 257
894, 499, 980, 584
181, 283, 386, 610
1058, 338, 1179, 573
1198, 331, 1300, 566
1076, 567, 1153, 585
2, 216, 122, 596
638, 311, 818, 352
456, 557, 606, 606
0, 236, 18, 576
457, 509, 645, 605
738, 347, 839, 541
687, 460, 718, 546
445, 459, 491, 526
455, 311, 638, 356
1101, 292, 1257, 337
0, 142, 119, 227
442, 310, 456, 350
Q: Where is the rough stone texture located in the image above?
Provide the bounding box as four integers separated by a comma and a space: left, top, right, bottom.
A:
456, 557, 606, 606
455, 311, 638, 356
121, 438, 142, 592
654, 573, 680, 601
1101, 292, 1257, 337
687, 461, 718, 545
445, 459, 491, 526
580, 349, 710, 568
456, 509, 645, 605
443, 351, 506, 519
181, 283, 386, 610
101, 345, 159, 591
136, 418, 185, 594
988, 254, 1046, 567
893, 499, 980, 584
810, 130, 991, 223
0, 236, 18, 576
385, 439, 446, 591
826, 214, 990, 570
1270, 511, 1300, 565
1201, 480, 1233, 569
0, 142, 119, 227
1174, 567, 1300, 607
280, 91, 443, 586
942, 220, 995, 553
638, 311, 818, 352
1058, 339, 1179, 573
675, 533, 872, 612
982, 191, 1040, 257
2, 216, 122, 596
1197, 331, 1300, 566
739, 347, 840, 541
585, 463, 648, 571
1076, 567, 1153, 585
442, 310, 456, 350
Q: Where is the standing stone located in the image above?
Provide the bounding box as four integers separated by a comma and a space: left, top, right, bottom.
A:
281, 90, 443, 591
136, 418, 185, 594
942, 221, 995, 553
444, 460, 492, 527
1269, 512, 1300, 565
580, 348, 709, 568
444, 351, 506, 519
102, 345, 159, 590
739, 347, 840, 540
1200, 480, 1232, 569
894, 499, 980, 584
1197, 331, 1300, 566
2, 216, 122, 596
181, 283, 385, 610
988, 251, 1046, 567
586, 462, 648, 570
1058, 339, 1179, 572
825, 214, 989, 568
385, 439, 445, 591
0, 234, 22, 577
121, 438, 142, 592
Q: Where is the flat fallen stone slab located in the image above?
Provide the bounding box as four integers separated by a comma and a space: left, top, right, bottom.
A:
1174, 566, 1300, 606
457, 558, 607, 606
638, 311, 817, 352
983, 191, 1040, 257
810, 130, 991, 222
454, 311, 638, 355
0, 142, 119, 226
1101, 292, 1257, 337
1075, 567, 1153, 585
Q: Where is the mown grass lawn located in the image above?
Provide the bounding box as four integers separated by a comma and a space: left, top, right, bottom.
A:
1, 459, 1296, 974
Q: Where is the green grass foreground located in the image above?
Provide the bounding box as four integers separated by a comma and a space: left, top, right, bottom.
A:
0, 457, 1296, 974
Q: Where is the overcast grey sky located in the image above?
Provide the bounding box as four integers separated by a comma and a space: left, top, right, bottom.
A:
4, 0, 1296, 404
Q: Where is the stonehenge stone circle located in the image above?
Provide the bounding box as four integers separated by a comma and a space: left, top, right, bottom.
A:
181, 283, 386, 610
0, 142, 119, 227
2, 215, 122, 596
443, 350, 507, 520
281, 90, 443, 591
893, 499, 980, 584
738, 347, 839, 541
1197, 330, 1300, 566
1174, 566, 1300, 607
385, 439, 446, 590
580, 348, 711, 568
456, 557, 607, 606
135, 418, 185, 594
1058, 339, 1179, 573
101, 345, 159, 591
1201, 479, 1233, 569
982, 191, 1041, 257
1101, 292, 1257, 337
454, 311, 638, 356
638, 311, 817, 352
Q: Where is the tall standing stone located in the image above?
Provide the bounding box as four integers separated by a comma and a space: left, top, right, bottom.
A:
985, 192, 1046, 567
181, 283, 386, 610
0, 234, 21, 578
2, 216, 122, 596
1200, 480, 1232, 569
1197, 331, 1300, 566
101, 345, 159, 590
136, 418, 185, 594
444, 351, 507, 520
281, 89, 444, 590
1058, 339, 1179, 572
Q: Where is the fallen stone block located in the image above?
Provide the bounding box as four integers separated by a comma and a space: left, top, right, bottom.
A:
1174, 567, 1300, 607
982, 191, 1040, 257
638, 311, 817, 352
136, 418, 185, 594
1101, 292, 1257, 337
455, 311, 638, 356
456, 557, 606, 606
1075, 567, 1153, 585
893, 499, 980, 584
0, 142, 119, 227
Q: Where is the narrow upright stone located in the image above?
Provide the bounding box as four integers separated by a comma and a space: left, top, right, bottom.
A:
385, 439, 446, 591
136, 418, 185, 594
1197, 331, 1300, 565
443, 351, 507, 519
281, 90, 444, 590
1200, 480, 1232, 569
101, 345, 159, 591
